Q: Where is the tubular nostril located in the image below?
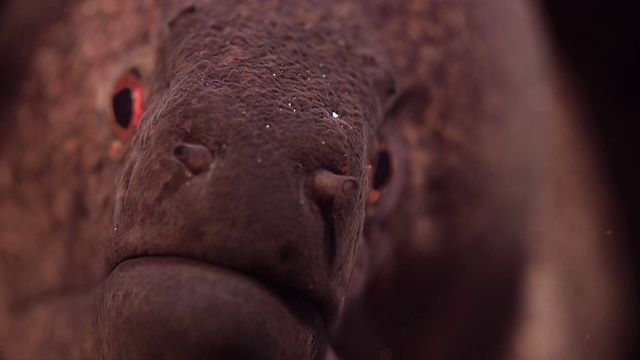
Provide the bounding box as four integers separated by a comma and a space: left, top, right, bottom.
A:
173, 143, 213, 175
308, 170, 360, 204
341, 178, 359, 197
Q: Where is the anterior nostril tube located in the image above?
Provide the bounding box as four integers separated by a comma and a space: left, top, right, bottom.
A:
309, 170, 360, 203
341, 178, 359, 197
173, 143, 213, 175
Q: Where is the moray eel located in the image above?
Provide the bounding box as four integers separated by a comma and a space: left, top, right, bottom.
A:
0, 0, 632, 359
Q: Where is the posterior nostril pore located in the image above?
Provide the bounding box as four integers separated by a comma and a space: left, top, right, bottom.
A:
173, 143, 213, 175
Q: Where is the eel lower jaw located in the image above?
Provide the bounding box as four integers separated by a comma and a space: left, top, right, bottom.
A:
95, 256, 328, 359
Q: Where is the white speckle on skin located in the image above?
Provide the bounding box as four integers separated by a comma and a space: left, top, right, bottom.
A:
265, 124, 270, 128
332, 112, 339, 118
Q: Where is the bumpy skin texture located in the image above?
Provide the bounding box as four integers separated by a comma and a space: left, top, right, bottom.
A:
108, 1, 384, 319
0, 0, 633, 359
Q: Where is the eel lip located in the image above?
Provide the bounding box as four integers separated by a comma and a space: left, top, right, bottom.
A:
98, 256, 328, 359
112, 255, 327, 325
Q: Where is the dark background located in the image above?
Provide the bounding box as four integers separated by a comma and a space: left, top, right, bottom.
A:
542, 0, 639, 357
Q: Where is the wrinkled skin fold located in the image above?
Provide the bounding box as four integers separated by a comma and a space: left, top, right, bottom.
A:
0, 0, 633, 359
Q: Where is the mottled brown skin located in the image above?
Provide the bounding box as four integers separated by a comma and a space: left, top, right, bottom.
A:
0, 0, 633, 359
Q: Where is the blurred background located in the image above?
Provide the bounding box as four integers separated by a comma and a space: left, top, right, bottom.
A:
541, 0, 639, 357
1, 0, 638, 357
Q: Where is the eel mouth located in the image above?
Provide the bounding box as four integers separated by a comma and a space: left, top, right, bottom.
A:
97, 256, 328, 359
114, 254, 326, 322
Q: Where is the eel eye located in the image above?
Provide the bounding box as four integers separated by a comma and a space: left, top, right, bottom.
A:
367, 145, 393, 208
107, 71, 146, 160
111, 72, 144, 141
372, 149, 392, 191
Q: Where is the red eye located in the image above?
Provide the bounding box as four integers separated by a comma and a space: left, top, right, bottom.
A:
111, 73, 144, 140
